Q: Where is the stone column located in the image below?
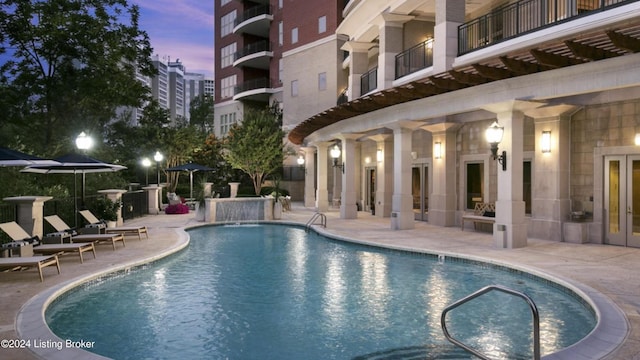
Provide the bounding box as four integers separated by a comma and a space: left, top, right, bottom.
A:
389, 122, 421, 230
337, 135, 360, 219
143, 185, 161, 215
423, 123, 459, 226
526, 105, 577, 241
314, 142, 331, 212
433, 0, 465, 73
375, 13, 413, 90
341, 41, 373, 99
3, 196, 53, 239
98, 189, 127, 226
369, 134, 393, 217
302, 146, 317, 208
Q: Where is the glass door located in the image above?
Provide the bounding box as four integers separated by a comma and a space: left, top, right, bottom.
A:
604, 155, 640, 247
412, 165, 429, 221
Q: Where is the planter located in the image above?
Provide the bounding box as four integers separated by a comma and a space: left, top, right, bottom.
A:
106, 221, 117, 228
273, 201, 282, 220
195, 203, 205, 222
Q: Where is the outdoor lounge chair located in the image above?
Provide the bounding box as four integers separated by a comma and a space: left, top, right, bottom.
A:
0, 255, 60, 282
44, 215, 125, 250
0, 222, 96, 264
79, 210, 149, 240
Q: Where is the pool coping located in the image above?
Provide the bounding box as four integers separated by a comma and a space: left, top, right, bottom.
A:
17, 221, 628, 360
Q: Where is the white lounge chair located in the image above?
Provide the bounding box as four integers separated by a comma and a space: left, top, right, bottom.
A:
0, 256, 60, 282
79, 210, 148, 240
44, 215, 125, 250
0, 221, 96, 264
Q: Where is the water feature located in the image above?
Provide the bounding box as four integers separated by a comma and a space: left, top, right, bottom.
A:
205, 197, 271, 223
46, 224, 596, 360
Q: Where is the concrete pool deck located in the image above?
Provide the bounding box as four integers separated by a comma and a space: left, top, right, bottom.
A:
0, 203, 638, 359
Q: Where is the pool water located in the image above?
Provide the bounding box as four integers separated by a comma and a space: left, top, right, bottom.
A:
46, 224, 596, 360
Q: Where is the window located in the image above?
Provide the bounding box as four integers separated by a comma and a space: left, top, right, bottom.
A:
220, 112, 238, 136
220, 11, 236, 37
220, 75, 236, 99
318, 16, 327, 34
279, 59, 283, 85
291, 27, 298, 44
221, 0, 231, 5
318, 72, 326, 91
220, 43, 236, 68
278, 22, 283, 46
291, 80, 298, 97
278, 0, 283, 9
466, 162, 484, 210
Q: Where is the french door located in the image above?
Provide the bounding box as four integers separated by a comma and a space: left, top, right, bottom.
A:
412, 165, 428, 221
604, 155, 640, 247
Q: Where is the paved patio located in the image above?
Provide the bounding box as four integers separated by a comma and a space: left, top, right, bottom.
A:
0, 203, 638, 359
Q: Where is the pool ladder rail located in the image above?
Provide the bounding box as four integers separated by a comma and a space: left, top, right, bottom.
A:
440, 284, 541, 360
305, 212, 326, 231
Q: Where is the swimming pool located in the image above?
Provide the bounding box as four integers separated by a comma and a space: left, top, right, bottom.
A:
46, 224, 596, 359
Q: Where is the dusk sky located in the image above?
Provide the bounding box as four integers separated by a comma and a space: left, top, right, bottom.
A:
132, 0, 215, 78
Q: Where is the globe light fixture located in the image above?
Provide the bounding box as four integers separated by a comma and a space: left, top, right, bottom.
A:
154, 151, 163, 185
485, 121, 507, 171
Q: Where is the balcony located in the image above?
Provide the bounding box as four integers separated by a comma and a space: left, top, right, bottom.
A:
233, 78, 277, 102
458, 0, 636, 55
233, 41, 273, 69
233, 5, 272, 37
395, 39, 434, 79
360, 67, 377, 96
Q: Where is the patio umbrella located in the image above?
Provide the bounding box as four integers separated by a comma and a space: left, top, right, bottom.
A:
165, 162, 214, 199
21, 153, 127, 226
0, 146, 60, 167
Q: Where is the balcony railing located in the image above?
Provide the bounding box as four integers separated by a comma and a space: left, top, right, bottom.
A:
234, 40, 272, 60
235, 4, 271, 26
458, 0, 636, 55
234, 78, 271, 95
360, 67, 377, 95
395, 39, 434, 79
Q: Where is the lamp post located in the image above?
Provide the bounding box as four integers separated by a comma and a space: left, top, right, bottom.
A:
75, 131, 93, 208
154, 151, 163, 185
141, 158, 151, 186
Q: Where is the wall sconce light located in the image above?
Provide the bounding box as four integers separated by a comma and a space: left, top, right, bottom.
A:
297, 155, 305, 167
541, 131, 551, 153
434, 142, 442, 159
330, 144, 344, 173
635, 133, 640, 146
376, 149, 383, 162
485, 121, 507, 171
365, 156, 371, 164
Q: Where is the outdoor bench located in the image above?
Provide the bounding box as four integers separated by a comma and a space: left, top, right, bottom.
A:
461, 202, 495, 231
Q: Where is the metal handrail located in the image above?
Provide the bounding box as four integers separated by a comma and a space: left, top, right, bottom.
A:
305, 212, 326, 231
441, 284, 540, 360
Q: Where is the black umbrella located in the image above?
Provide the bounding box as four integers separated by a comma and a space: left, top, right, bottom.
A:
0, 146, 59, 167
165, 162, 214, 199
22, 153, 127, 226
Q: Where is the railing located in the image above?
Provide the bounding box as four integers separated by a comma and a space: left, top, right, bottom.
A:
395, 39, 434, 79
441, 284, 540, 360
235, 4, 271, 26
122, 191, 148, 221
458, 0, 637, 55
234, 40, 272, 60
360, 67, 377, 95
234, 78, 271, 94
305, 212, 327, 231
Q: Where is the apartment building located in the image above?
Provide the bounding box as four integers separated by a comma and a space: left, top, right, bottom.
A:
287, 0, 640, 248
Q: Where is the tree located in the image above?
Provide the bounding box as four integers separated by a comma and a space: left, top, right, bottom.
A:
0, 0, 155, 153
189, 94, 214, 132
223, 105, 287, 195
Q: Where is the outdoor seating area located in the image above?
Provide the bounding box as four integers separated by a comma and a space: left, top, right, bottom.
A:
44, 215, 126, 250
461, 203, 496, 231
79, 210, 149, 240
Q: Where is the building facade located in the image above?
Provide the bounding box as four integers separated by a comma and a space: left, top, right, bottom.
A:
287, 0, 640, 248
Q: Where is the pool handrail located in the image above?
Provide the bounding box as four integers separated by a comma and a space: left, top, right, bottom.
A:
441, 284, 541, 360
305, 212, 326, 231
